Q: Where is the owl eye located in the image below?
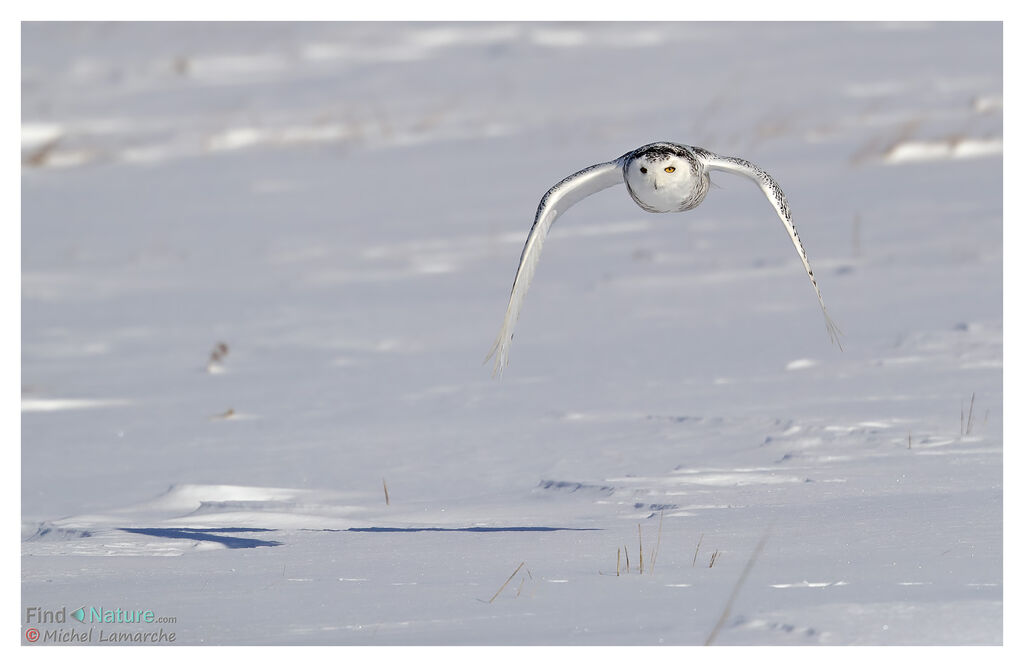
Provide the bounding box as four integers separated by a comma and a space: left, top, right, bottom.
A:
640, 166, 648, 174
664, 166, 676, 173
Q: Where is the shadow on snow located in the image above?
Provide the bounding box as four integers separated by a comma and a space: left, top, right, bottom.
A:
119, 527, 282, 548
342, 526, 601, 533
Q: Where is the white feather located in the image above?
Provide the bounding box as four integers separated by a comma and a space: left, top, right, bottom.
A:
702, 153, 843, 348
486, 159, 624, 375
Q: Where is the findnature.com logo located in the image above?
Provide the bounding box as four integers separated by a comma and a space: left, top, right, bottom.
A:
24, 605, 177, 644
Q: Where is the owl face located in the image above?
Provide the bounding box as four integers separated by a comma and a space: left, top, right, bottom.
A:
623, 147, 706, 213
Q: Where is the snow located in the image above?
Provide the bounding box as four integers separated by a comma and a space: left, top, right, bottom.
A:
21, 21, 1002, 646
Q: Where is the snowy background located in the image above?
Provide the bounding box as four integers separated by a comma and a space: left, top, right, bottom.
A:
21, 21, 1002, 645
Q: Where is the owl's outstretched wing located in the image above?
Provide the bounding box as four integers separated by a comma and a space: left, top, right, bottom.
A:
703, 153, 843, 348
487, 159, 625, 376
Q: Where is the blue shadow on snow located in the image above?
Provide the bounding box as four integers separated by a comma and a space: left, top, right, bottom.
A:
119, 527, 282, 548
345, 526, 600, 533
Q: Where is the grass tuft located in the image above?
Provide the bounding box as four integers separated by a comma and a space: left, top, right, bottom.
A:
206, 341, 229, 373
608, 515, 669, 576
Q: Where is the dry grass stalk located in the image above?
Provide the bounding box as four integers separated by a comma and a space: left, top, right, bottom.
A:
966, 392, 976, 435
692, 533, 704, 567
649, 510, 664, 574
24, 139, 60, 167
961, 392, 977, 436
211, 408, 235, 420
704, 531, 770, 646
852, 213, 862, 258
638, 524, 644, 575
487, 561, 525, 603
382, 478, 390, 506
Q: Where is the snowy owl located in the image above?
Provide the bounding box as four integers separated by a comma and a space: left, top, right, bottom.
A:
486, 141, 842, 375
